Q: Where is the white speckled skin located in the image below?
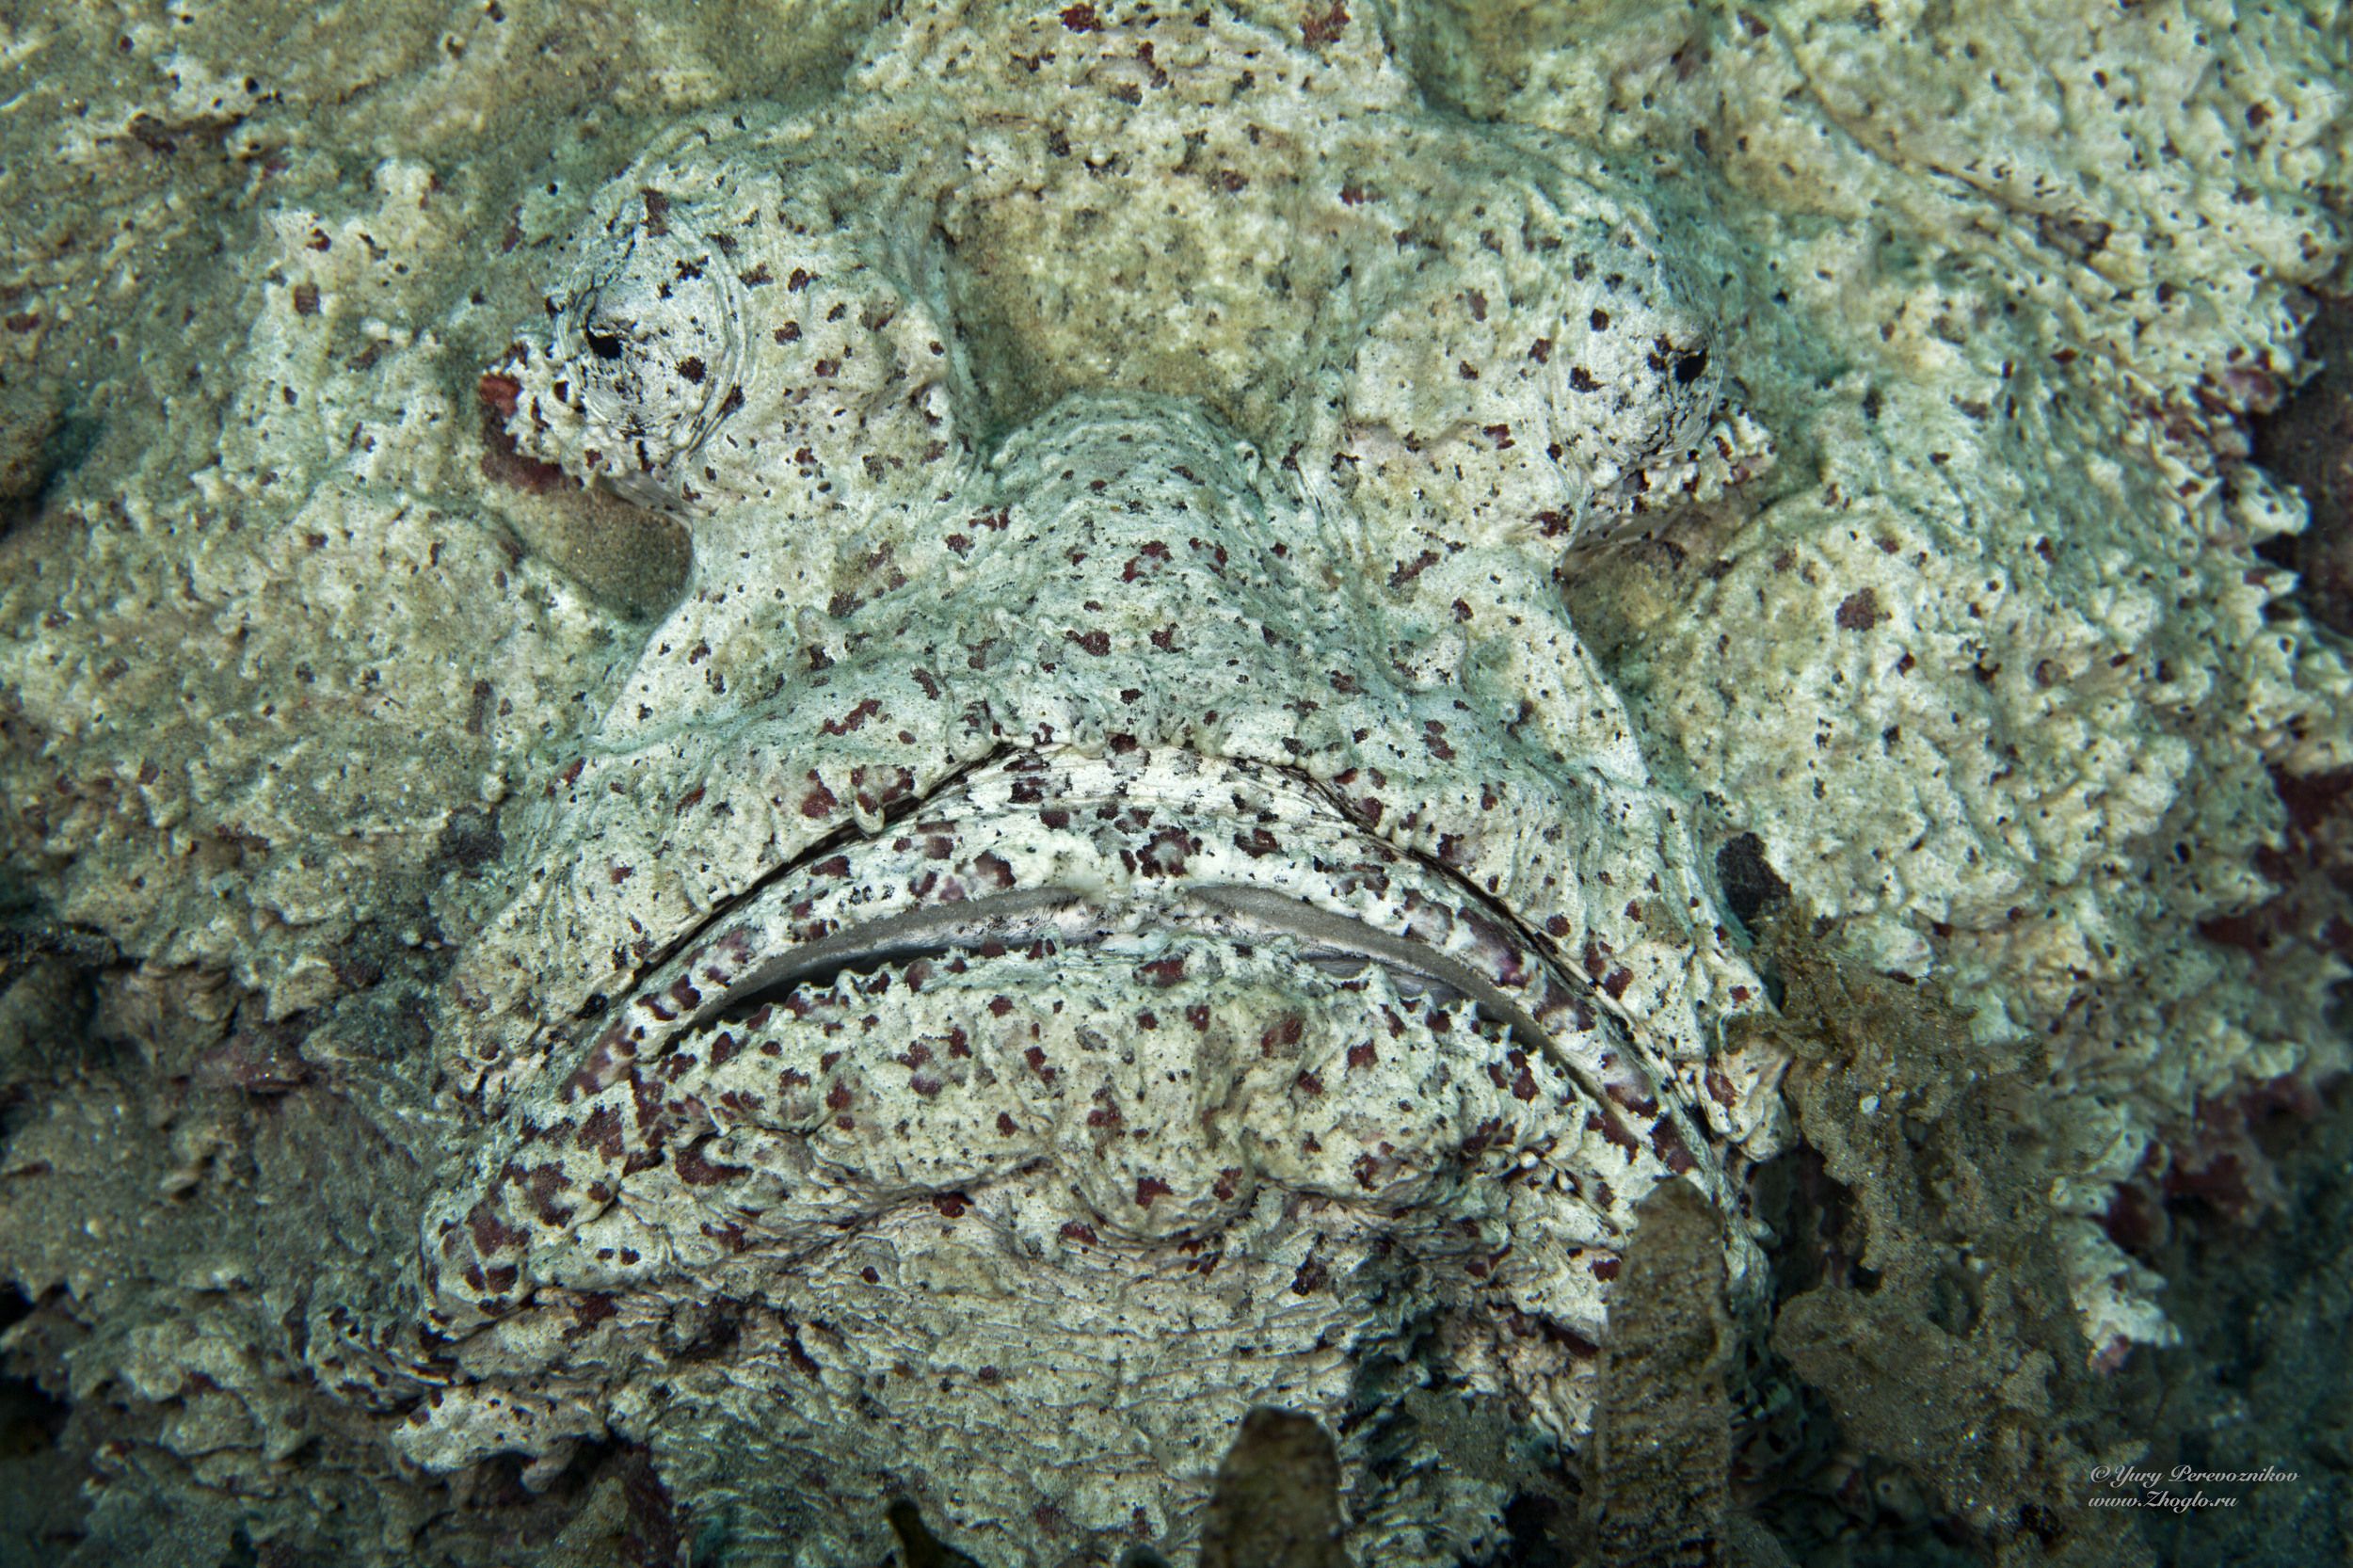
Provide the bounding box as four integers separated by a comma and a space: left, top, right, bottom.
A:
437, 353, 1777, 1559
415, 14, 1798, 1558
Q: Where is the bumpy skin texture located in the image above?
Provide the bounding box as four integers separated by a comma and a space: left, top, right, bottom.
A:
418, 10, 1791, 1562
0, 2, 2347, 1566
441, 355, 1775, 1559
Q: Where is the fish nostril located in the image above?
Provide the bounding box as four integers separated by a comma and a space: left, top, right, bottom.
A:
584, 328, 625, 360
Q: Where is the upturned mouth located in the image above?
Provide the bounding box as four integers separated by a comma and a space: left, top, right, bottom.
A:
580, 747, 1694, 1149
689, 883, 1556, 1053
426, 746, 1724, 1324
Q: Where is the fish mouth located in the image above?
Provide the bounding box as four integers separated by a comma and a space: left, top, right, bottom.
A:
686, 883, 1555, 1051
571, 745, 1705, 1176
425, 745, 1728, 1331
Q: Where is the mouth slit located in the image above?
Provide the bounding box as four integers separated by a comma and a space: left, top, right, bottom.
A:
696, 883, 1541, 1050
600, 747, 1675, 1162
677, 874, 1651, 1174
1185, 884, 1549, 1047
689, 887, 1084, 1032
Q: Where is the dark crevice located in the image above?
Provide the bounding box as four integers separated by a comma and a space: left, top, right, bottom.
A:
0, 404, 102, 541
1752, 1144, 1862, 1309
0, 917, 120, 993
2252, 288, 2353, 635
1715, 831, 1791, 931
887, 1497, 985, 1568
0, 1287, 72, 1459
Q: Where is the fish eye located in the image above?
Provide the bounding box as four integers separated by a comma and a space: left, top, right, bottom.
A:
545, 195, 748, 504
1337, 161, 1737, 554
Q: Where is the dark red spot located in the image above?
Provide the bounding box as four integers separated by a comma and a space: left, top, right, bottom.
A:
1233, 826, 1279, 857
466, 1199, 529, 1256
576, 1106, 624, 1159
1650, 1121, 1697, 1175
1836, 587, 1884, 632
522, 1162, 575, 1224
1140, 826, 1192, 875
562, 1293, 617, 1341
820, 698, 882, 737
674, 1140, 745, 1186
1388, 549, 1439, 589
1301, 1, 1349, 46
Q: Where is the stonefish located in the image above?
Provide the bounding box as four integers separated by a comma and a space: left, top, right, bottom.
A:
418, 8, 1789, 1565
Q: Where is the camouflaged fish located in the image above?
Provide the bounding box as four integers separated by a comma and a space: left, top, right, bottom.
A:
414, 10, 1785, 1565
